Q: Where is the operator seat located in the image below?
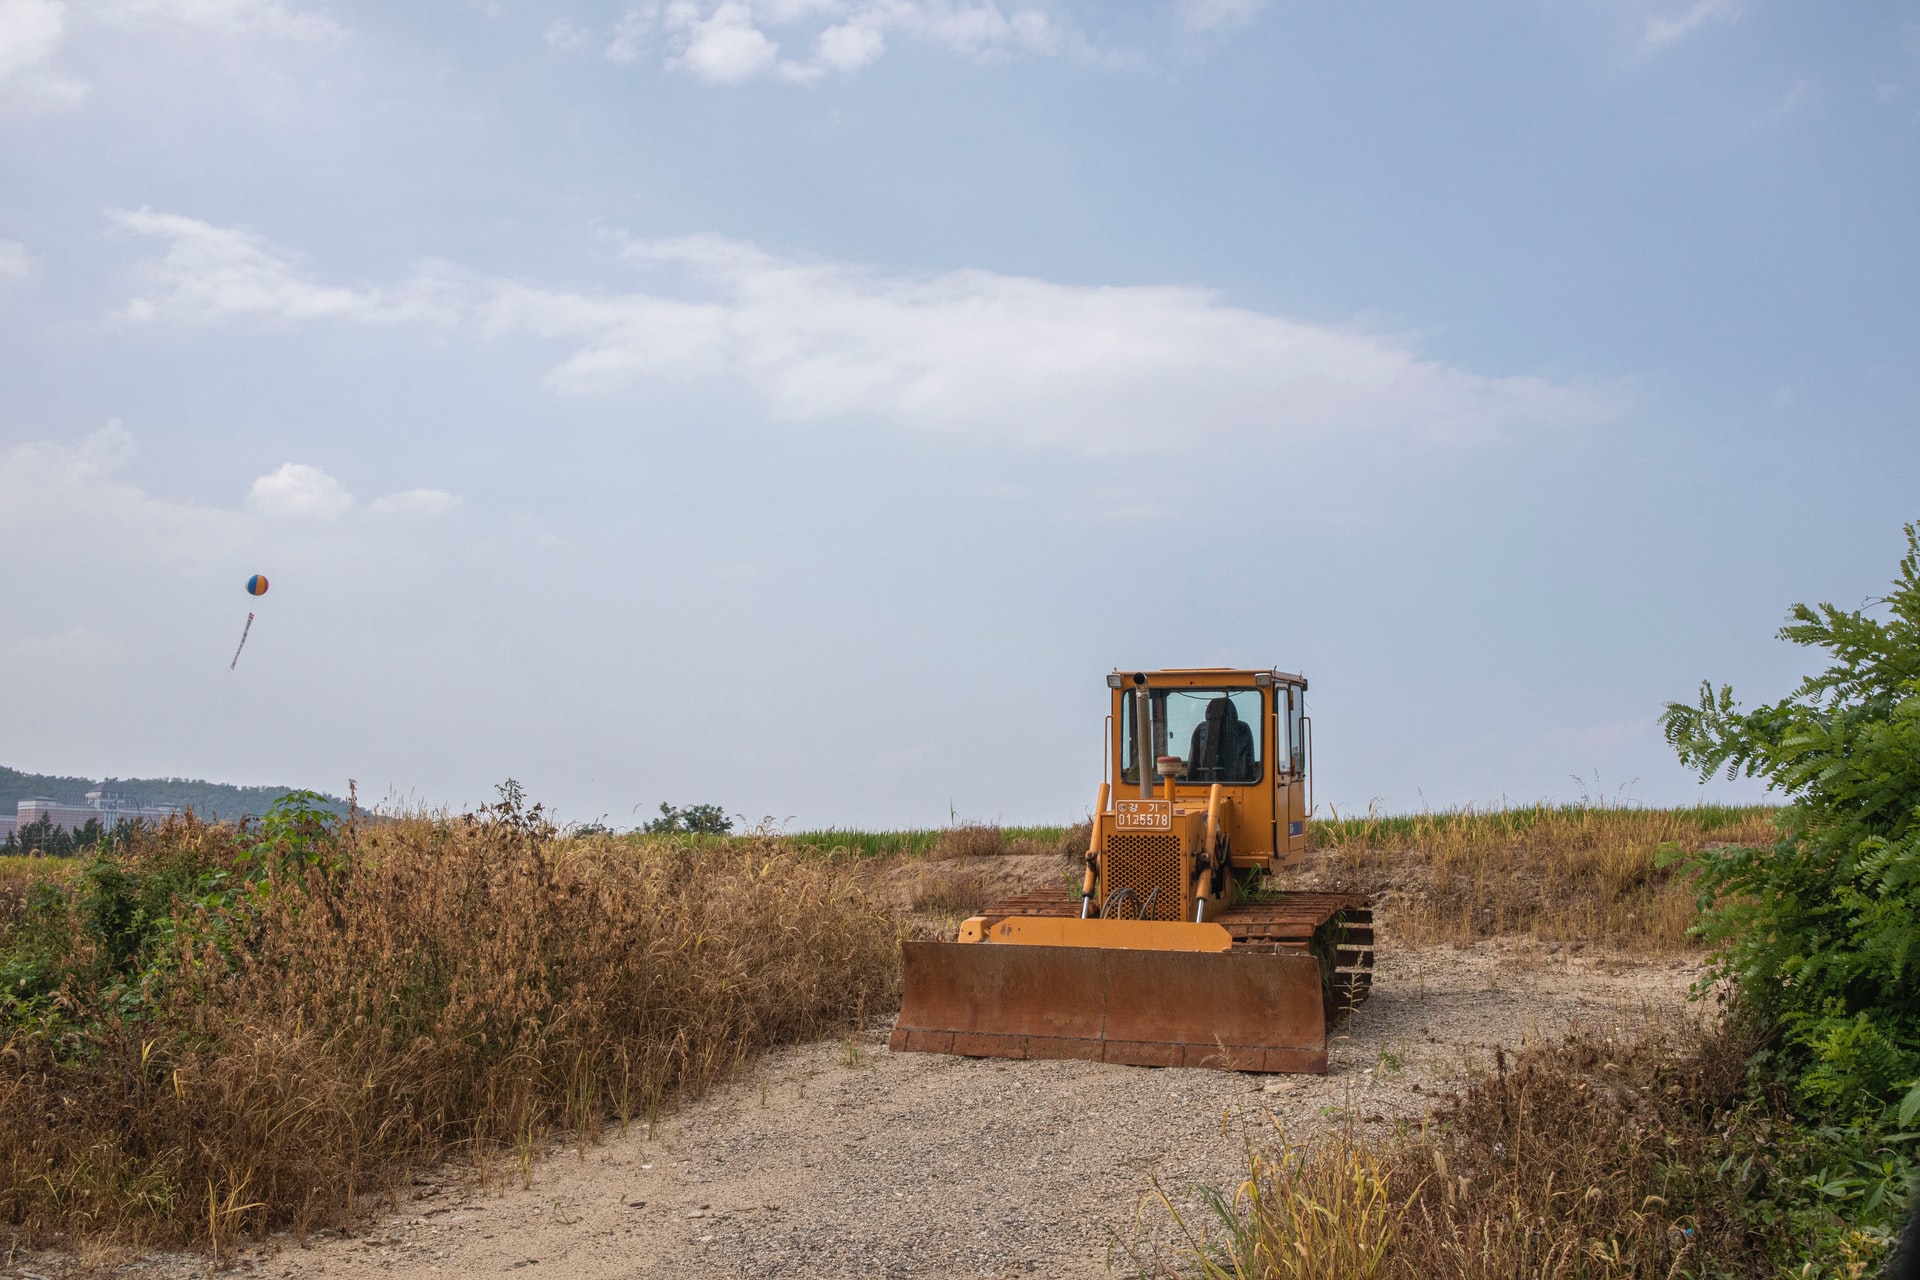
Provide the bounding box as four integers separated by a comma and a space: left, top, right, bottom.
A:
1189, 697, 1257, 783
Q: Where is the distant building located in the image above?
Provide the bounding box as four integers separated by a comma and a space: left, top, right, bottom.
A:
13, 788, 179, 836
0, 814, 14, 841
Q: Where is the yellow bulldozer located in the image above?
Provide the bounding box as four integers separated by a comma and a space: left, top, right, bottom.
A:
890, 668, 1372, 1073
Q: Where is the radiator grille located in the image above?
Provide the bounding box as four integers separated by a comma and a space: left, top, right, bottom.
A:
1106, 833, 1183, 921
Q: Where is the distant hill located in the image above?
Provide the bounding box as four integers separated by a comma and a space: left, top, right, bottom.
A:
0, 766, 345, 820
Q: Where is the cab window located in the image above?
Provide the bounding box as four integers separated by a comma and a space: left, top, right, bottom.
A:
1120, 688, 1262, 785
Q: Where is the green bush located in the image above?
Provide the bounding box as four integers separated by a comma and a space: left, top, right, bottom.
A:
1661, 521, 1920, 1223
0, 791, 341, 1032
643, 802, 733, 835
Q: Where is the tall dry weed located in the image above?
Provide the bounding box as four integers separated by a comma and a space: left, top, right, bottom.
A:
1027, 819, 1092, 861
907, 865, 994, 916
1148, 1019, 1847, 1279
0, 803, 899, 1250
1311, 804, 1778, 951
928, 823, 1007, 860
1161, 1130, 1400, 1280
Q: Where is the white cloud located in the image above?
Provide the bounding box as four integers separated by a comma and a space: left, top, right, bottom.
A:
581, 0, 1087, 85
0, 0, 338, 113
603, 3, 654, 62
900, 2, 1061, 57
0, 0, 63, 78
8, 418, 139, 484
247, 462, 354, 518
757, 0, 839, 21
668, 2, 780, 82
0, 238, 33, 278
114, 212, 1615, 459
815, 18, 882, 72
1004, 9, 1055, 54
91, 0, 341, 42
914, 3, 1014, 54
0, 0, 86, 106
0, 425, 458, 558
370, 487, 460, 518
247, 464, 458, 521
111, 207, 460, 326
1176, 0, 1261, 33
1642, 0, 1738, 51
0, 422, 227, 562
506, 234, 1614, 453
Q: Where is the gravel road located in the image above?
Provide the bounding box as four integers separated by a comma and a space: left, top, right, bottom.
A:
43, 940, 1699, 1280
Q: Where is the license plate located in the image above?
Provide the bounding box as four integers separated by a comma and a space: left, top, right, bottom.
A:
1113, 799, 1172, 830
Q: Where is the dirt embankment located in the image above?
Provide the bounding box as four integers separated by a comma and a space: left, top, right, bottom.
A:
863, 851, 1074, 920
45, 940, 1701, 1280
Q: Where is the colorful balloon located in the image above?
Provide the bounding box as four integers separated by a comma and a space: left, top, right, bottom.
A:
233, 574, 268, 669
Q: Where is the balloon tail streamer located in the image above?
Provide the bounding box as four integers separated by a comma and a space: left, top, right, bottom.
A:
230, 612, 255, 671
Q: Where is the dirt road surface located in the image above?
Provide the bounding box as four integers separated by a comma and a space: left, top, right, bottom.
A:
39, 941, 1700, 1280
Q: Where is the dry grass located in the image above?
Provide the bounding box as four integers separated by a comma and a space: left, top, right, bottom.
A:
1150, 1018, 1888, 1279
0, 853, 80, 880
902, 821, 1089, 919
1025, 819, 1092, 861
783, 822, 1086, 861
907, 864, 995, 915
925, 820, 1092, 862
1308, 804, 1778, 952
928, 821, 1010, 861
0, 853, 77, 916
0, 807, 900, 1253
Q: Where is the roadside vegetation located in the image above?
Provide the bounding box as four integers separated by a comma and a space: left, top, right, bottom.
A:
0, 787, 898, 1254
0, 800, 1800, 1259
785, 821, 1085, 861
1310, 801, 1777, 953
1154, 1019, 1902, 1280
1166, 522, 1920, 1278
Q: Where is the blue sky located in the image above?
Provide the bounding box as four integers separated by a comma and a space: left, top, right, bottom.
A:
2, 0, 1916, 826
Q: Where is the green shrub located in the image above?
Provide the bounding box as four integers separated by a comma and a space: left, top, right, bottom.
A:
642, 802, 733, 835
1661, 521, 1920, 1207
0, 791, 345, 1033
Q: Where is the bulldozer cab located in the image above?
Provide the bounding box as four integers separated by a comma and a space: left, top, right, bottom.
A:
1107, 669, 1311, 896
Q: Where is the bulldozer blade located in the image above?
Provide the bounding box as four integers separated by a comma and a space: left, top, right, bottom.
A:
889, 940, 1330, 1073
983, 916, 1231, 951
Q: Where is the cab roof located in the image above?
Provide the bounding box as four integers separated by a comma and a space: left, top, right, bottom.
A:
1108, 667, 1307, 689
